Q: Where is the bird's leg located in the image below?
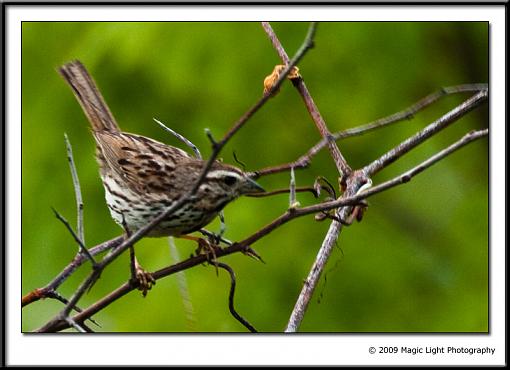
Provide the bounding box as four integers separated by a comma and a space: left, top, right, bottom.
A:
180, 235, 220, 275
121, 213, 155, 297
129, 248, 156, 298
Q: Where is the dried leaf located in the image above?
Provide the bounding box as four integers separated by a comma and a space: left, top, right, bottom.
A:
263, 65, 301, 96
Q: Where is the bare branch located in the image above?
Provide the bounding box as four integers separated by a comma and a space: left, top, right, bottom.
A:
64, 134, 85, 245
65, 317, 89, 333
285, 220, 342, 332
251, 84, 488, 179
51, 207, 96, 266
363, 89, 488, 176
262, 21, 351, 178
154, 118, 202, 159
21, 236, 123, 307
217, 262, 257, 333
331, 83, 488, 141
262, 21, 351, 334
288, 167, 299, 209
45, 290, 101, 327
246, 186, 318, 198
362, 129, 488, 194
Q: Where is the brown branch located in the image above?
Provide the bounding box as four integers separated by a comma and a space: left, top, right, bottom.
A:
262, 21, 355, 334
285, 220, 342, 332
51, 207, 96, 266
21, 236, 124, 307
363, 89, 488, 176
262, 22, 351, 179
332, 83, 488, 141
250, 84, 488, 179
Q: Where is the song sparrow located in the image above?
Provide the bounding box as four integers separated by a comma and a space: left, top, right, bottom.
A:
58, 60, 264, 238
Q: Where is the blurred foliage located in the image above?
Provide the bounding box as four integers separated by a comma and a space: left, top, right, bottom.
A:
21, 22, 488, 332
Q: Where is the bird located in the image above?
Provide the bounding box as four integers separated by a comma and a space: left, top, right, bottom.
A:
58, 61, 264, 294
58, 60, 264, 239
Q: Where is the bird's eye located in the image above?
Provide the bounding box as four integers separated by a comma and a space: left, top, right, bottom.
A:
224, 175, 238, 186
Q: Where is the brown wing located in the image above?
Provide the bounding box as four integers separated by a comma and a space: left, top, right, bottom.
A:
94, 131, 192, 194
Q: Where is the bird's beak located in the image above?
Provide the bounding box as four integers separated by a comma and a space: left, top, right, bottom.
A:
241, 177, 265, 194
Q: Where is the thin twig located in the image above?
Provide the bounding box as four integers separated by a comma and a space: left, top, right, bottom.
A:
51, 207, 96, 266
199, 229, 233, 246
262, 22, 351, 178
331, 83, 488, 141
65, 317, 89, 333
283, 89, 488, 331
154, 117, 202, 159
289, 167, 299, 209
21, 236, 123, 307
216, 262, 257, 333
246, 186, 318, 198
64, 134, 85, 245
251, 84, 488, 179
46, 290, 100, 327
362, 129, 489, 194
363, 89, 488, 176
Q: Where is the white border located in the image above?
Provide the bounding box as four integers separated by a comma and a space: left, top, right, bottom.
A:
7, 5, 506, 366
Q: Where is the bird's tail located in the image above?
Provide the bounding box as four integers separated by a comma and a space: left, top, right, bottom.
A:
58, 60, 120, 132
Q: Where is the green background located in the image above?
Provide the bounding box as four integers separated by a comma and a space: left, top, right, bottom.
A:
22, 22, 489, 332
